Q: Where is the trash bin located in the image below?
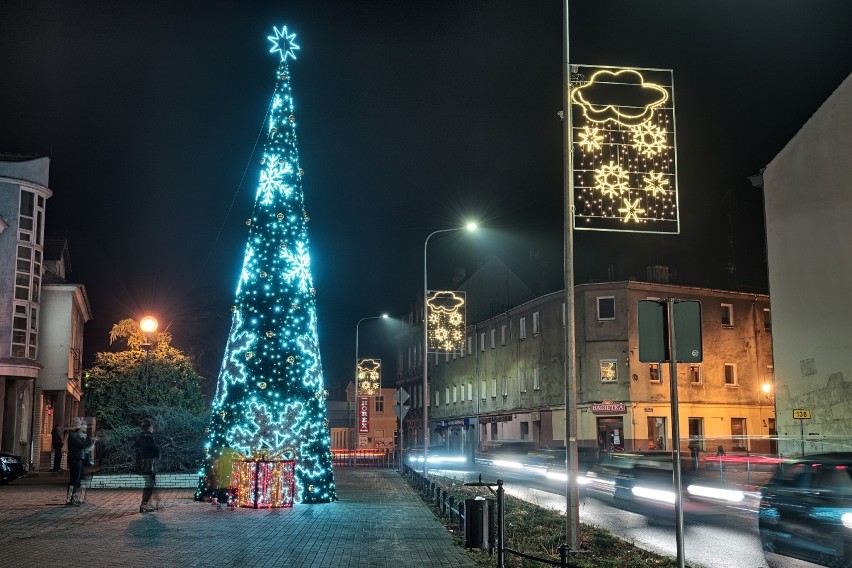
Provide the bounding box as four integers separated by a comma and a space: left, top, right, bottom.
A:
464, 497, 494, 551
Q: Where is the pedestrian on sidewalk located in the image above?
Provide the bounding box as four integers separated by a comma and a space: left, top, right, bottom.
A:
134, 418, 161, 513
66, 417, 96, 506
51, 425, 64, 471
688, 436, 700, 471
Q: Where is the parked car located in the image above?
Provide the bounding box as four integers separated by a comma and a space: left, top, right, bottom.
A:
0, 451, 27, 484
759, 453, 852, 567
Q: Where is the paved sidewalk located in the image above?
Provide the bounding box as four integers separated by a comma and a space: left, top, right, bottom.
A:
0, 469, 477, 568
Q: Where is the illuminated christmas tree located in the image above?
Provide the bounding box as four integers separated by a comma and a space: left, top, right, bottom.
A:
196, 25, 335, 504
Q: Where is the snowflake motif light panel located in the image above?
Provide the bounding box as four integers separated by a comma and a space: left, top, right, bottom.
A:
356, 358, 381, 397
427, 291, 466, 353
570, 65, 679, 233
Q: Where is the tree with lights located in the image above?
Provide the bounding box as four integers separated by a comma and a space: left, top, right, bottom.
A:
196, 26, 335, 504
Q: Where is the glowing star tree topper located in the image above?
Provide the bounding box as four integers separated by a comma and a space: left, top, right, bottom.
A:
196, 26, 336, 505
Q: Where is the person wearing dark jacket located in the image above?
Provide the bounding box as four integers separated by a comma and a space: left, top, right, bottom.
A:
51, 425, 64, 471
134, 418, 161, 513
66, 417, 95, 506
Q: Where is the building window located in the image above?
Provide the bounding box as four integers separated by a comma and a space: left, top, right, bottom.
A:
649, 363, 662, 383
721, 303, 734, 327
533, 368, 540, 391
731, 418, 747, 451
763, 308, 772, 331
724, 363, 737, 386
520, 422, 529, 440
501, 376, 508, 397
445, 351, 450, 362
519, 317, 527, 339
562, 302, 566, 328
501, 325, 507, 346
490, 329, 496, 349
468, 336, 473, 355
597, 296, 616, 321
444, 387, 449, 405
600, 360, 618, 383
689, 364, 701, 384
467, 382, 472, 401
375, 396, 384, 412
491, 378, 497, 398
435, 389, 440, 406
520, 370, 527, 393
480, 332, 486, 352
481, 380, 487, 400
532, 311, 540, 335
688, 417, 704, 450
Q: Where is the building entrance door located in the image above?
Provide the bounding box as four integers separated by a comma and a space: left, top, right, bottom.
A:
597, 417, 624, 454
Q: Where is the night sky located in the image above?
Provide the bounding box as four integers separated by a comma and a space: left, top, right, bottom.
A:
2, 1, 850, 399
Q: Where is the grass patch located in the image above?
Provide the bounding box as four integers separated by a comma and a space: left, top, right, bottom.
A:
421, 474, 684, 568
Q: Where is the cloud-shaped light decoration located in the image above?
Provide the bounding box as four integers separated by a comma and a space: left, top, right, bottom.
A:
356, 358, 381, 396
572, 68, 668, 126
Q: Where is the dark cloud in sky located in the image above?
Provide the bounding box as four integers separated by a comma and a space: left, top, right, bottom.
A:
1, 1, 850, 398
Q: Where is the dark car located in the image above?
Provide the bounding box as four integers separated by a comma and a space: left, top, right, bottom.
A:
759, 453, 852, 567
0, 451, 27, 484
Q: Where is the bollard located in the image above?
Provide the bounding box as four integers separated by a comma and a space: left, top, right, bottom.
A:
458, 500, 465, 531
448, 495, 455, 522
559, 544, 569, 568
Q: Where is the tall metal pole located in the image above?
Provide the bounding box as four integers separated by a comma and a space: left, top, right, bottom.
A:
562, 0, 581, 552
422, 225, 476, 476
666, 298, 686, 568
423, 229, 451, 476
355, 315, 386, 457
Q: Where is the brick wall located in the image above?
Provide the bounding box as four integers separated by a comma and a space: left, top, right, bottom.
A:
83, 473, 198, 489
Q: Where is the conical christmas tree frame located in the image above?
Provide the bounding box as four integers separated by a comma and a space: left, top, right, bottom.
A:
196, 26, 335, 505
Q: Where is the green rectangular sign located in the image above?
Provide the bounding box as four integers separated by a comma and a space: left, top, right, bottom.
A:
637, 299, 703, 363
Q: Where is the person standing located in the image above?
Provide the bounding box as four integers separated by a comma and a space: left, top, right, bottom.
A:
51, 425, 64, 471
134, 418, 161, 513
688, 436, 701, 471
66, 417, 95, 506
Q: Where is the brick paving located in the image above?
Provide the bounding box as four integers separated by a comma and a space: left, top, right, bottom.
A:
0, 469, 477, 568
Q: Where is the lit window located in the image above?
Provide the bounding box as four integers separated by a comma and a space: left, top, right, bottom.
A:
721, 303, 734, 327
435, 389, 440, 406
468, 336, 473, 355
452, 386, 457, 404
600, 360, 618, 383
763, 308, 771, 331
649, 363, 662, 383
597, 297, 616, 321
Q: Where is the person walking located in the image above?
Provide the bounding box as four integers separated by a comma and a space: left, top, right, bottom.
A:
66, 417, 95, 506
134, 418, 161, 513
50, 425, 64, 471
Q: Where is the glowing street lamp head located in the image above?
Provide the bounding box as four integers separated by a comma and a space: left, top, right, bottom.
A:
465, 222, 478, 232
762, 383, 772, 395
381, 314, 389, 319
140, 316, 158, 334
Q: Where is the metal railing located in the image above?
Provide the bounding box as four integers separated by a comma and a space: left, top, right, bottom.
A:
403, 465, 578, 568
331, 448, 396, 468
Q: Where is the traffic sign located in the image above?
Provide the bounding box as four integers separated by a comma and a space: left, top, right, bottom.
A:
793, 409, 812, 419
393, 402, 409, 420
394, 387, 410, 405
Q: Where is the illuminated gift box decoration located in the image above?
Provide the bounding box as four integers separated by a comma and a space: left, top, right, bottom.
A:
230, 458, 296, 508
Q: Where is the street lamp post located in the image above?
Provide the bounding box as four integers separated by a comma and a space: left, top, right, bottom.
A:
354, 314, 388, 457
139, 316, 158, 398
422, 222, 477, 477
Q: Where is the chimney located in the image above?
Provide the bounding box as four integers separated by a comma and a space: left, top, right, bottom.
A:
646, 265, 670, 284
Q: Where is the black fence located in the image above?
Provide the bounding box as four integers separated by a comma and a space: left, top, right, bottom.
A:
402, 465, 578, 568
